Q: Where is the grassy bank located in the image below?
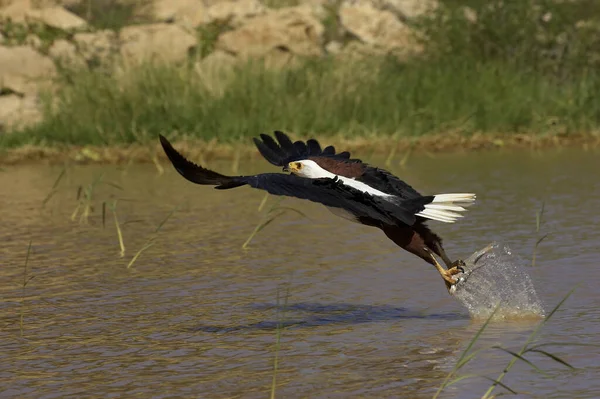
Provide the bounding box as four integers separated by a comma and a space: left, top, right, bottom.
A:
4, 55, 600, 147
2, 0, 600, 160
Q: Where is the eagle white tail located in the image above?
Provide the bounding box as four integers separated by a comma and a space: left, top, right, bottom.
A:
416, 193, 476, 223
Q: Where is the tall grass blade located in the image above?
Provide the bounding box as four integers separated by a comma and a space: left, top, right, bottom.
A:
480, 376, 518, 394
384, 145, 397, 167
481, 288, 576, 399
536, 202, 546, 232
110, 202, 126, 257
20, 240, 34, 337
433, 304, 500, 398
532, 201, 547, 266
529, 342, 600, 350
399, 144, 414, 169
270, 289, 282, 399
127, 205, 179, 268
42, 166, 66, 207
243, 203, 309, 249
242, 213, 282, 250
270, 207, 310, 220
154, 205, 180, 233
270, 276, 293, 399
526, 349, 575, 369
258, 193, 270, 212
70, 203, 81, 221
127, 241, 154, 269
493, 346, 548, 376
444, 373, 479, 387
102, 201, 107, 228
152, 153, 164, 175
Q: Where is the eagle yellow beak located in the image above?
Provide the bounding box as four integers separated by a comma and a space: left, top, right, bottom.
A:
283, 162, 297, 173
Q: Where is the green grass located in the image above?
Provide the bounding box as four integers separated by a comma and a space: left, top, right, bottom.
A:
0, 19, 71, 54
4, 54, 600, 148
65, 0, 152, 31
3, 0, 600, 148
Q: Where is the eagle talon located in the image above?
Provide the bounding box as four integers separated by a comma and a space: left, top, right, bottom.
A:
449, 259, 466, 274
423, 247, 461, 291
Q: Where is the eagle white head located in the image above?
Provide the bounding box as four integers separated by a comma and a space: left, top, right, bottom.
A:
284, 160, 334, 179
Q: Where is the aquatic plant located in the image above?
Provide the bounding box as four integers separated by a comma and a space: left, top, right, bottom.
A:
242, 198, 309, 250
433, 305, 503, 398
270, 281, 292, 399
126, 205, 180, 268
532, 201, 548, 267
41, 166, 67, 207
71, 173, 123, 224
105, 200, 126, 257
20, 240, 35, 338
434, 287, 596, 398
480, 289, 577, 398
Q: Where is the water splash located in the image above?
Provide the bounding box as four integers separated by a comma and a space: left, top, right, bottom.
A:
451, 242, 545, 320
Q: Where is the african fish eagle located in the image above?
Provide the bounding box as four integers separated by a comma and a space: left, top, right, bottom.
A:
159, 131, 476, 291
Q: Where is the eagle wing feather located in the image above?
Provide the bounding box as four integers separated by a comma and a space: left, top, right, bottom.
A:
160, 134, 428, 227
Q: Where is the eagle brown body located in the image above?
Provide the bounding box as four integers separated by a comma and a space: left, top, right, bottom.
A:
276, 139, 461, 274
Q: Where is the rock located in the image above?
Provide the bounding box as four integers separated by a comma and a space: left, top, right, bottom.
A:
0, 94, 42, 132
339, 1, 421, 54
0, 2, 87, 30
261, 47, 300, 69
0, 0, 31, 22
149, 0, 207, 28
195, 50, 237, 96
206, 0, 266, 27
216, 6, 324, 57
337, 40, 387, 60
27, 6, 87, 30
380, 0, 437, 19
74, 30, 118, 66
49, 39, 85, 68
119, 23, 197, 65
463, 6, 477, 23
197, 49, 237, 73
0, 45, 56, 95
325, 40, 343, 55
25, 34, 42, 49
59, 0, 84, 7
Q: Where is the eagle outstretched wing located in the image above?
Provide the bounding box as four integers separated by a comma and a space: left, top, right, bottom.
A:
253, 131, 424, 199
253, 131, 360, 166
159, 134, 431, 227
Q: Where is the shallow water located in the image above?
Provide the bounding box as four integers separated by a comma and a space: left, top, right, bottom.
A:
1, 148, 599, 398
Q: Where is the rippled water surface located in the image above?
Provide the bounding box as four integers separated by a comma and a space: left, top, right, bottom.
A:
1, 148, 599, 398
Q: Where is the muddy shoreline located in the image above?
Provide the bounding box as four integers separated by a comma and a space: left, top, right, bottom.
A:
1, 132, 598, 165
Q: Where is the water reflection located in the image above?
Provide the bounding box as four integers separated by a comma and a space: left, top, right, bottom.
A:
193, 303, 467, 333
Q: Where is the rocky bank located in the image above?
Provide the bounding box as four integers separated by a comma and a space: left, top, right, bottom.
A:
0, 0, 435, 132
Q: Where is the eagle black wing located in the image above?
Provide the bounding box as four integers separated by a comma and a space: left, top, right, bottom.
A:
253, 131, 358, 167
254, 131, 424, 199
160, 134, 431, 226
356, 167, 424, 200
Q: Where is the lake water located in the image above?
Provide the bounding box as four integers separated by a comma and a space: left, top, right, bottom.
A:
1, 148, 599, 398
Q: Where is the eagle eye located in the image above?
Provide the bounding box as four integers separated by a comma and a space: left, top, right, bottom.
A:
295, 162, 303, 169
